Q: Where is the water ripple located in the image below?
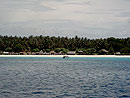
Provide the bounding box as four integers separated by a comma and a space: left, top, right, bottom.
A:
0, 57, 130, 98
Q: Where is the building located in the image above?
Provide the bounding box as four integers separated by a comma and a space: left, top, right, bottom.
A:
99, 49, 108, 55
3, 52, 9, 55
27, 52, 32, 55
115, 52, 121, 55
39, 50, 44, 55
19, 52, 27, 55
50, 51, 55, 55
10, 52, 19, 55
77, 51, 84, 55
67, 51, 76, 55
43, 52, 50, 55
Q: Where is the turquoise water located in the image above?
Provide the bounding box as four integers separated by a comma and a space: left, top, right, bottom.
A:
0, 57, 130, 98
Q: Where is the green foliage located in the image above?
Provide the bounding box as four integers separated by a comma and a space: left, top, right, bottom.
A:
54, 48, 61, 53
13, 43, 23, 52
85, 48, 96, 55
42, 49, 46, 52
61, 48, 69, 54
46, 49, 51, 53
32, 48, 39, 52
5, 47, 12, 52
108, 47, 114, 55
0, 35, 130, 55
120, 47, 130, 53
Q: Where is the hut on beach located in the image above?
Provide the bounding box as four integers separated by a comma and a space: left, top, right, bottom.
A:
3, 52, 9, 55
77, 50, 84, 55
50, 51, 55, 55
115, 52, 121, 55
67, 51, 76, 55
99, 49, 108, 55
19, 52, 27, 55
39, 50, 44, 55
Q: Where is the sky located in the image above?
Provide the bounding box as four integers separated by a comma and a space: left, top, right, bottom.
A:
0, 0, 130, 38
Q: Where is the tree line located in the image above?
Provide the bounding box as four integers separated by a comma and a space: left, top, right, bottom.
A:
0, 35, 130, 55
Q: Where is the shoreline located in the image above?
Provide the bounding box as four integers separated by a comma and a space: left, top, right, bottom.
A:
0, 55, 130, 58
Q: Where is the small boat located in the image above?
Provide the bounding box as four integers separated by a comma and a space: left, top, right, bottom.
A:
63, 56, 69, 59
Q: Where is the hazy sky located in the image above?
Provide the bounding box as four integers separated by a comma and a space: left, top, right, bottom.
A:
0, 0, 130, 38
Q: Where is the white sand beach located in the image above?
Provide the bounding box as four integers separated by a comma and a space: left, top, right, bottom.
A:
0, 55, 130, 58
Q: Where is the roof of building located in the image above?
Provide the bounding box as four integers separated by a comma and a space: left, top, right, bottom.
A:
101, 49, 108, 53
67, 51, 76, 54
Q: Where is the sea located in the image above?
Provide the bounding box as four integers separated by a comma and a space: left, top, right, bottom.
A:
0, 57, 130, 98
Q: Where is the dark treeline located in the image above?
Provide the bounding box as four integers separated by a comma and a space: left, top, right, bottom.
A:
0, 35, 130, 54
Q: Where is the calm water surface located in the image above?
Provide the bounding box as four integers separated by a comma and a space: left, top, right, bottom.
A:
0, 57, 130, 98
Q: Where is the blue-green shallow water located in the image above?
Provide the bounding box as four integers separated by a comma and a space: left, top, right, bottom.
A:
0, 57, 130, 98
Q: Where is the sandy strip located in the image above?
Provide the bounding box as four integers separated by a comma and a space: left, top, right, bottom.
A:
0, 55, 130, 58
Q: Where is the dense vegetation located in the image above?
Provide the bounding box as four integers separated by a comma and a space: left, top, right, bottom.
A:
0, 35, 130, 55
